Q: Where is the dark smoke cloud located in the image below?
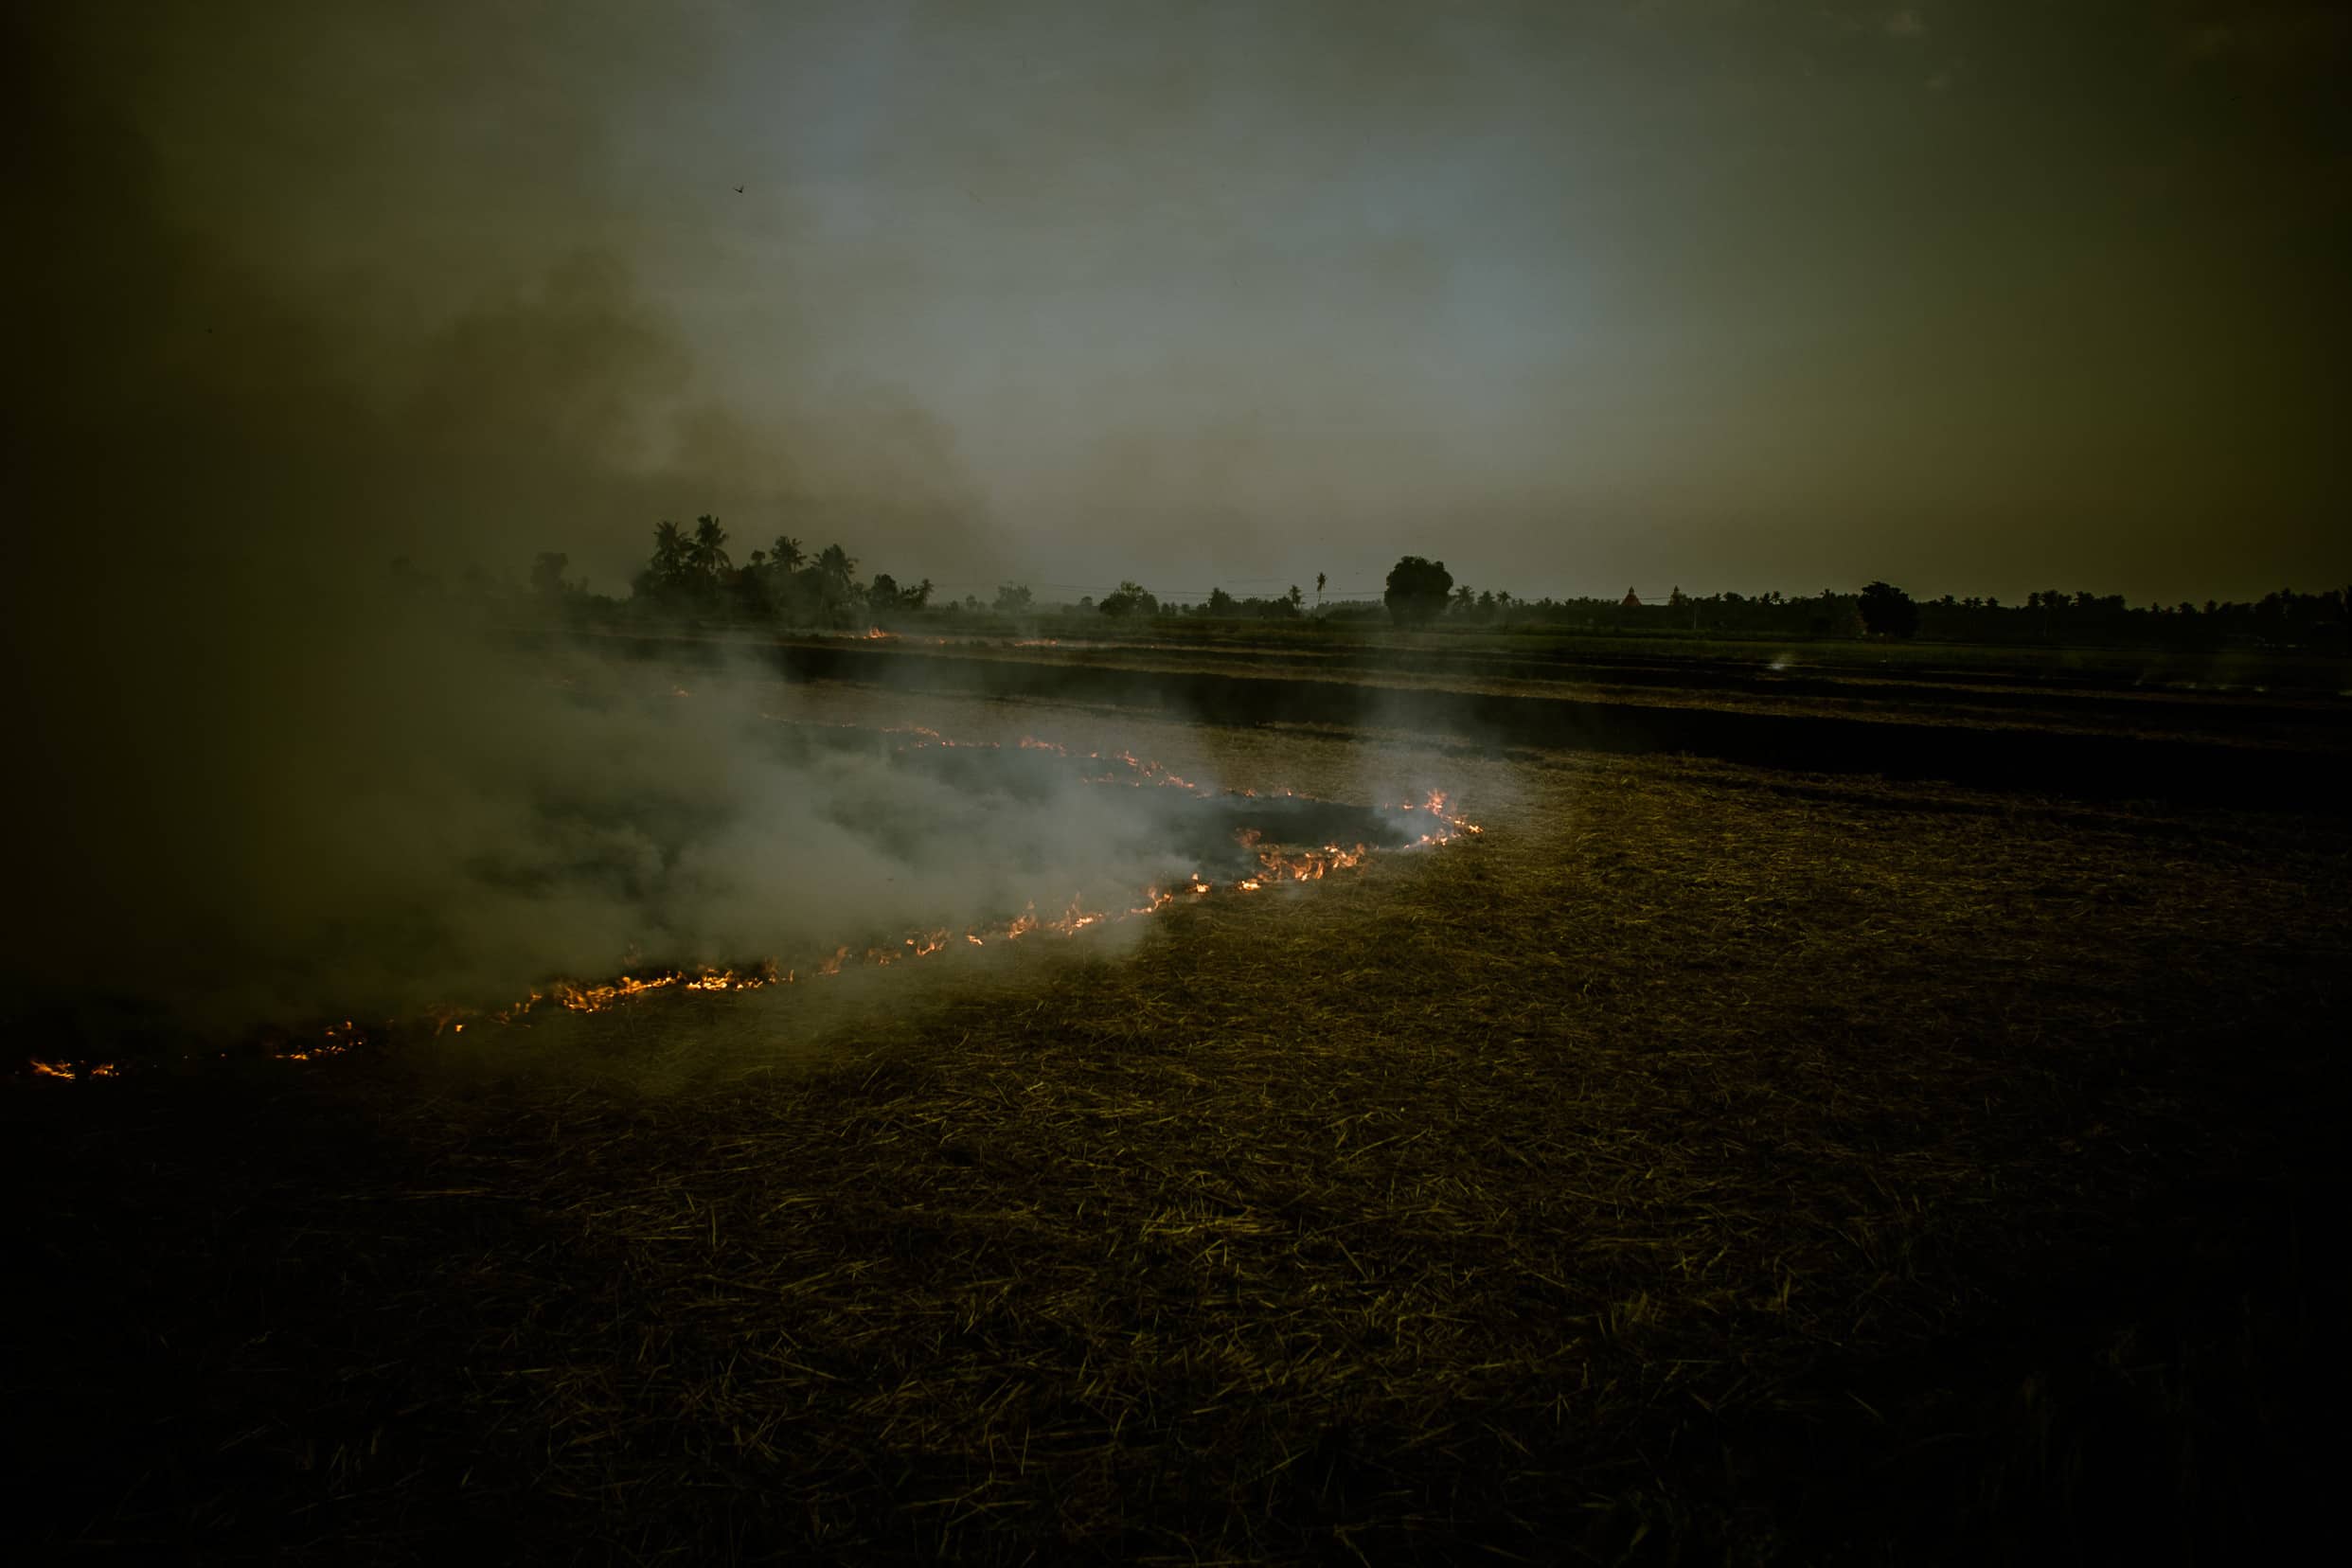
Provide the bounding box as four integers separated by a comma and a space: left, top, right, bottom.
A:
0, 4, 1012, 1032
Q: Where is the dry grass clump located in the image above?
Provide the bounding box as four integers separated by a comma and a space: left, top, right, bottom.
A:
9, 728, 2345, 1563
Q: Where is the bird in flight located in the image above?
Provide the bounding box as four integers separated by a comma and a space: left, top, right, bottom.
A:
733, 185, 745, 194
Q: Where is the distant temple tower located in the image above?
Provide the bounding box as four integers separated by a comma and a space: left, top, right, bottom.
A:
1621, 588, 1642, 608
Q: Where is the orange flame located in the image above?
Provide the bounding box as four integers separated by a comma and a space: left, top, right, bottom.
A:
29, 1060, 122, 1079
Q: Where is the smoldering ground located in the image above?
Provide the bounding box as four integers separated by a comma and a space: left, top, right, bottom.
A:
5, 615, 1453, 1042
8, 632, 1282, 1034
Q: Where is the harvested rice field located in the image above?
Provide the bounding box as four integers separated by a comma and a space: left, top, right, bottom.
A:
9, 680, 2343, 1564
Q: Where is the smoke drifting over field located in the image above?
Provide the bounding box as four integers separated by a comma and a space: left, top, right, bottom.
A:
14, 643, 1248, 1030
0, 9, 1483, 1037
0, 3, 1000, 1030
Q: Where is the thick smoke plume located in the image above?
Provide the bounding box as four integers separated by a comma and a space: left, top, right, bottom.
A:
0, 4, 1019, 1035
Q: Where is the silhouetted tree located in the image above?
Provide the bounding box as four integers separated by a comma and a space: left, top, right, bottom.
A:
1206, 587, 1238, 615
799, 543, 862, 623
1099, 580, 1158, 617
1858, 580, 1921, 638
633, 521, 697, 608
650, 521, 688, 586
813, 543, 857, 587
1384, 557, 1453, 626
529, 551, 576, 603
688, 516, 731, 582
865, 574, 935, 615
769, 535, 806, 573
993, 582, 1033, 614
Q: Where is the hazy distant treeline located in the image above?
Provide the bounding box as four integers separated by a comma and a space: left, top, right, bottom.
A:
1403, 583, 2352, 651
417, 522, 2349, 652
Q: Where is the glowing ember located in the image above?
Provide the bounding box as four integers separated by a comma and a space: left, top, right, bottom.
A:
1254, 842, 1372, 882
512, 963, 785, 1014
27, 1060, 121, 1080
1129, 886, 1177, 916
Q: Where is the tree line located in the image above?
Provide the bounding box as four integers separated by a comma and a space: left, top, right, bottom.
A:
1373, 558, 2348, 650
487, 524, 2348, 652
526, 516, 1026, 629
624, 516, 935, 624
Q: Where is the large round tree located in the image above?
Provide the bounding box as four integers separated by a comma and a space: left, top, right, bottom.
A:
1858, 580, 1921, 638
1384, 556, 1454, 627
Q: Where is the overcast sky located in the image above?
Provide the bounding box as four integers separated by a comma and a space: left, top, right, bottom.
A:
18, 0, 2350, 603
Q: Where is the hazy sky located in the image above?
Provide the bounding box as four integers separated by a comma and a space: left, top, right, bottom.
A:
17, 0, 2351, 602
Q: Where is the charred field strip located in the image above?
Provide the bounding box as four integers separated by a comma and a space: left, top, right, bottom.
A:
8, 671, 2349, 1563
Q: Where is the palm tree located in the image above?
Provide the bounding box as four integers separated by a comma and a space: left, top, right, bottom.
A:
689, 515, 732, 580
809, 543, 862, 625
650, 520, 688, 588
769, 535, 806, 573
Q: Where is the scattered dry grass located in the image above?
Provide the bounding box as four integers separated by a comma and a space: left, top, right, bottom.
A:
8, 708, 2345, 1563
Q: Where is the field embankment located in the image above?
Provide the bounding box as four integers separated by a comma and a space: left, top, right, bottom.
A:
531, 629, 2352, 814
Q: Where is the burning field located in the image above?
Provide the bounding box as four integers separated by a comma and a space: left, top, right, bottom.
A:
7, 680, 2345, 1564
18, 709, 1479, 1081
11, 1, 2346, 1558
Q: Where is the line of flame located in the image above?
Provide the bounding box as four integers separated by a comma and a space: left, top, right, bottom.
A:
25, 728, 1479, 1075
